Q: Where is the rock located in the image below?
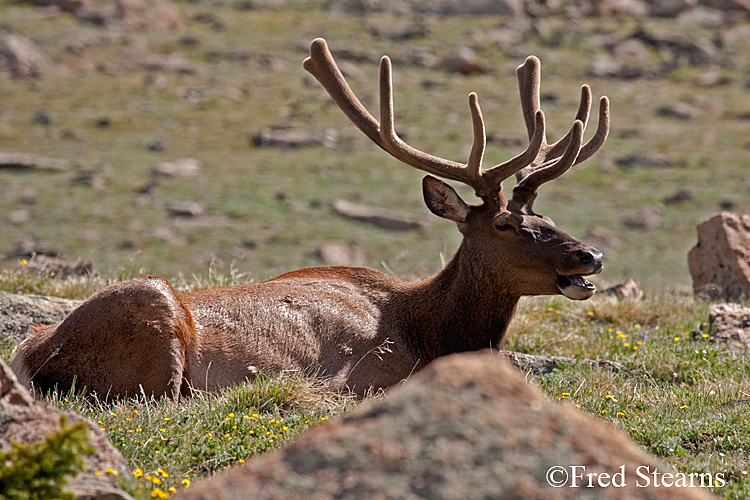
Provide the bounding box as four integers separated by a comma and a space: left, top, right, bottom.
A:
586, 224, 624, 249
702, 0, 750, 12
688, 212, 750, 301
664, 188, 694, 204
708, 303, 750, 350
167, 201, 206, 218
0, 152, 71, 171
252, 127, 338, 148
588, 0, 649, 17
431, 0, 527, 16
657, 102, 700, 120
139, 53, 203, 74
436, 47, 487, 75
0, 360, 133, 500
317, 242, 366, 266
601, 278, 644, 300
175, 351, 713, 500
678, 38, 718, 67
498, 350, 623, 376
153, 158, 203, 179
588, 53, 623, 78
619, 206, 662, 230
13, 0, 90, 12
676, 6, 725, 27
20, 254, 94, 278
0, 291, 81, 343
616, 152, 680, 169
649, 0, 697, 17
332, 199, 429, 231
0, 34, 52, 79
76, 0, 184, 30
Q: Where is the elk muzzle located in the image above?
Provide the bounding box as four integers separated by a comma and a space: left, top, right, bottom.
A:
557, 247, 603, 300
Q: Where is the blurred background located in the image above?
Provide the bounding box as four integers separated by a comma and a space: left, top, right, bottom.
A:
2, 0, 750, 291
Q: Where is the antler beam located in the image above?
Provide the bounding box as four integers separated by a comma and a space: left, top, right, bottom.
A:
304, 39, 609, 203
512, 56, 610, 206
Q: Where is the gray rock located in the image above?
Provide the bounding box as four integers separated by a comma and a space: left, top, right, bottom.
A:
0, 360, 133, 500
0, 291, 80, 344
708, 302, 750, 351
332, 199, 429, 231
0, 34, 51, 79
174, 351, 712, 500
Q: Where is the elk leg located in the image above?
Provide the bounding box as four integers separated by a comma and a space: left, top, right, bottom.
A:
10, 276, 196, 400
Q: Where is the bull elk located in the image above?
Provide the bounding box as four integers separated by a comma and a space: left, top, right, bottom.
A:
11, 38, 609, 399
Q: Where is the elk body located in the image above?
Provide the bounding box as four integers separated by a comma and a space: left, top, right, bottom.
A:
11, 39, 609, 399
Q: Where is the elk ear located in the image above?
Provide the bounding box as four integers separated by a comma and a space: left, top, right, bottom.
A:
422, 175, 470, 223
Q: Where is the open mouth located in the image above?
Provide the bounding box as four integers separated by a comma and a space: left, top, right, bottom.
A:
558, 274, 596, 300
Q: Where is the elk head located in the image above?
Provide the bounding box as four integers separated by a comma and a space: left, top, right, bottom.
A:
304, 39, 608, 300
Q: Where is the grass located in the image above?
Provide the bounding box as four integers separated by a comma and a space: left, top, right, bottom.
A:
3, 2, 750, 288
43, 372, 355, 498
4, 268, 750, 498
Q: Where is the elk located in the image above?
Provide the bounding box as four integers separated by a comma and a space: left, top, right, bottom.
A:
11, 38, 609, 400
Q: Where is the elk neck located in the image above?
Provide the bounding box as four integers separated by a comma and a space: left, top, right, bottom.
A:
393, 241, 520, 364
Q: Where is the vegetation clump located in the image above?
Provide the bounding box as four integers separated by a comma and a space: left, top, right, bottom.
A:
0, 416, 93, 500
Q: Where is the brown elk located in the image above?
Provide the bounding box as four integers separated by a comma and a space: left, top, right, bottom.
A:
11, 38, 609, 399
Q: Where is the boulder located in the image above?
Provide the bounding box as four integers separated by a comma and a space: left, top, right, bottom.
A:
688, 212, 750, 300
332, 199, 429, 231
317, 242, 366, 267
708, 302, 750, 350
252, 127, 338, 148
0, 34, 52, 79
153, 157, 203, 179
0, 291, 80, 344
76, 0, 184, 30
175, 351, 714, 500
602, 278, 645, 300
0, 360, 132, 500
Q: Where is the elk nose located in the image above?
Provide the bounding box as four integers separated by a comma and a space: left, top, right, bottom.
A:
577, 249, 603, 273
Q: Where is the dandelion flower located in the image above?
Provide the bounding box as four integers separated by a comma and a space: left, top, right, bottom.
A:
151, 488, 169, 499
133, 469, 143, 478
181, 479, 191, 487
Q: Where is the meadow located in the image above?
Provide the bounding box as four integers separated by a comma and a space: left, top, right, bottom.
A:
3, 1, 750, 498
3, 267, 750, 499
2, 1, 750, 289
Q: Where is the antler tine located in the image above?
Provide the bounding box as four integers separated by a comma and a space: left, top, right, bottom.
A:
303, 38, 385, 149
465, 92, 486, 186
378, 54, 484, 189
545, 85, 592, 161
575, 96, 610, 165
516, 56, 543, 143
482, 110, 545, 189
514, 119, 584, 197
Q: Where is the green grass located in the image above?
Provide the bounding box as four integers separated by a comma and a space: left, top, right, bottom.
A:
42, 372, 355, 498
3, 2, 750, 288
4, 269, 750, 498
